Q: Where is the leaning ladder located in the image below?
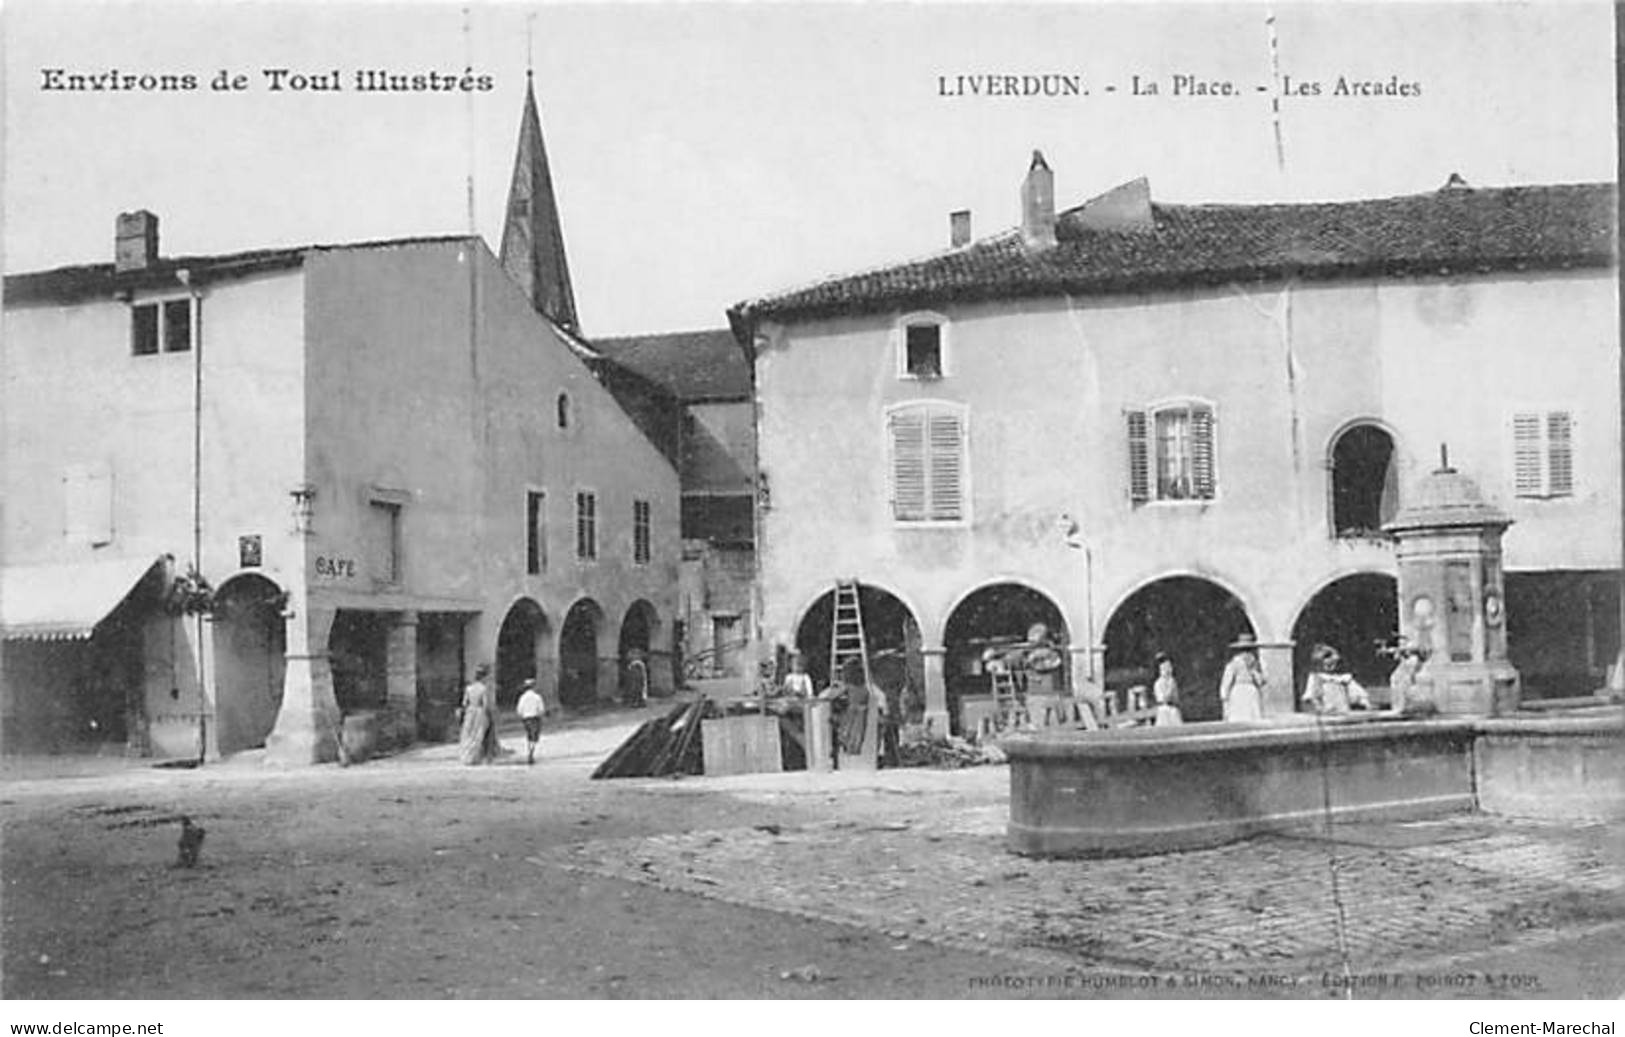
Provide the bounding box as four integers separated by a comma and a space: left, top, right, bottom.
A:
829, 579, 871, 688
988, 663, 1022, 730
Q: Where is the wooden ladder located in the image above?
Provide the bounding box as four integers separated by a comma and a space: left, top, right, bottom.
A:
988, 662, 1022, 730
829, 579, 871, 687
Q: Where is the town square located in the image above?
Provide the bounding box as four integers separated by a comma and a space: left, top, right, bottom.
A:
1, 0, 1619, 1007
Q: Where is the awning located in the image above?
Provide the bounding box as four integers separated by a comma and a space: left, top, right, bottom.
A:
1, 555, 168, 641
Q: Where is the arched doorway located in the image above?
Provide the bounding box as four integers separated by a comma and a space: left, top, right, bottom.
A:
943, 583, 1069, 728
559, 599, 604, 707
1291, 573, 1399, 707
794, 584, 922, 709
495, 598, 548, 707
1103, 577, 1254, 722
618, 600, 659, 704
1330, 424, 1398, 537
210, 574, 287, 754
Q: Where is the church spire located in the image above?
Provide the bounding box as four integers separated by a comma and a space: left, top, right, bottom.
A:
499, 73, 579, 332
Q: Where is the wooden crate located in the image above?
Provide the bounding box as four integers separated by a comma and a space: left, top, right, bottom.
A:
701, 715, 784, 776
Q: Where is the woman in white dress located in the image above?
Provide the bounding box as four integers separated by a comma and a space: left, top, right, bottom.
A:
1151, 652, 1183, 726
1219, 634, 1266, 722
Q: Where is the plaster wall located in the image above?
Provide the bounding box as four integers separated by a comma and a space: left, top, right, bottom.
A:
754, 269, 1618, 659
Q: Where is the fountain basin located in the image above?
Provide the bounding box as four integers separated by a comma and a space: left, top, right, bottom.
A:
1004, 718, 1478, 858
1473, 709, 1623, 822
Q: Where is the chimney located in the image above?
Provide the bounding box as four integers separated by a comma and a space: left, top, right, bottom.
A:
115, 210, 160, 272
1020, 150, 1056, 249
950, 210, 972, 247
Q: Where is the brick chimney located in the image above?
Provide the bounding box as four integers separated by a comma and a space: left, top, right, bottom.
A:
115, 211, 159, 272
1020, 151, 1056, 249
950, 210, 972, 247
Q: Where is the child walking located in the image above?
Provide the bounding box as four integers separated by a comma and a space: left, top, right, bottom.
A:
516, 678, 546, 765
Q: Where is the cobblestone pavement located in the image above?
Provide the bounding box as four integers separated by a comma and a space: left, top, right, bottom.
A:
536, 806, 1625, 978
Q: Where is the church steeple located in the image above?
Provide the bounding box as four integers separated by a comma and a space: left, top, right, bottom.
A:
499, 73, 579, 332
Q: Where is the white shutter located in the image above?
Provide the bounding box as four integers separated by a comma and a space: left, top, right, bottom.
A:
1191, 406, 1216, 500
1126, 411, 1150, 504
926, 411, 964, 520
890, 410, 927, 521
1512, 412, 1543, 496
1546, 411, 1574, 496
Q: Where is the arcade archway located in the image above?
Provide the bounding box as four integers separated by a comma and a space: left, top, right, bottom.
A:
328, 610, 390, 715
943, 582, 1069, 724
1291, 573, 1398, 706
559, 599, 605, 707
495, 598, 548, 707
794, 584, 921, 703
618, 600, 659, 704
1103, 576, 1254, 722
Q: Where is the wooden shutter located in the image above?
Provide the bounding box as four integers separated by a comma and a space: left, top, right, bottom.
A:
1512, 412, 1543, 496
1545, 411, 1574, 496
926, 411, 964, 520
1126, 410, 1149, 504
1190, 406, 1216, 500
890, 410, 927, 520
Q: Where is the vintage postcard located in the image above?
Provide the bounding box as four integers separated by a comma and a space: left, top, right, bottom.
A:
1, 0, 1619, 1015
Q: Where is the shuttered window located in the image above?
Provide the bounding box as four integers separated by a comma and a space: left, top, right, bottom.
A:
1512, 410, 1575, 498
1127, 402, 1215, 503
575, 491, 597, 560
889, 404, 966, 522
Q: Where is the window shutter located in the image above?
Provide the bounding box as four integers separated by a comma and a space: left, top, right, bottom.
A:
890, 410, 927, 520
1512, 412, 1543, 496
1191, 407, 1215, 500
1126, 410, 1149, 504
1546, 411, 1574, 496
926, 411, 964, 520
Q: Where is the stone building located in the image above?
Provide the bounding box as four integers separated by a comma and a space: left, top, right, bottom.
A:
0, 83, 681, 761
595, 330, 756, 680
730, 156, 1619, 732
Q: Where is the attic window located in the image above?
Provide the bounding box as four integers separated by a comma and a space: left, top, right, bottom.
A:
897, 313, 949, 379
130, 298, 195, 356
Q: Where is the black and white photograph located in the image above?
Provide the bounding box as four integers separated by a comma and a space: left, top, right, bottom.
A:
1, 0, 1621, 1014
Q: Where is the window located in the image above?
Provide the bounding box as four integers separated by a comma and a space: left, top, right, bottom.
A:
63, 462, 113, 546
575, 491, 597, 560
897, 314, 948, 379
633, 499, 651, 564
526, 490, 546, 575
1127, 401, 1215, 503
163, 300, 192, 353
1329, 423, 1397, 536
131, 305, 159, 356
888, 403, 966, 522
556, 392, 572, 430
368, 501, 402, 584
1512, 411, 1574, 498
130, 298, 194, 356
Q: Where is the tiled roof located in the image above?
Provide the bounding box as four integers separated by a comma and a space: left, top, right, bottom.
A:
730, 182, 1617, 326
593, 329, 749, 401
3, 234, 474, 306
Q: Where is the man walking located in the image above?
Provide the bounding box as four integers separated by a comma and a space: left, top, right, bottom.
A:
516, 678, 546, 765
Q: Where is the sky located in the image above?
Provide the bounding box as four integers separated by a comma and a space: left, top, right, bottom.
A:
2, 1, 1616, 337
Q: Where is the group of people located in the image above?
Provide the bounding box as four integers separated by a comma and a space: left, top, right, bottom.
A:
777, 652, 900, 768
457, 663, 547, 767
1141, 632, 1433, 726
